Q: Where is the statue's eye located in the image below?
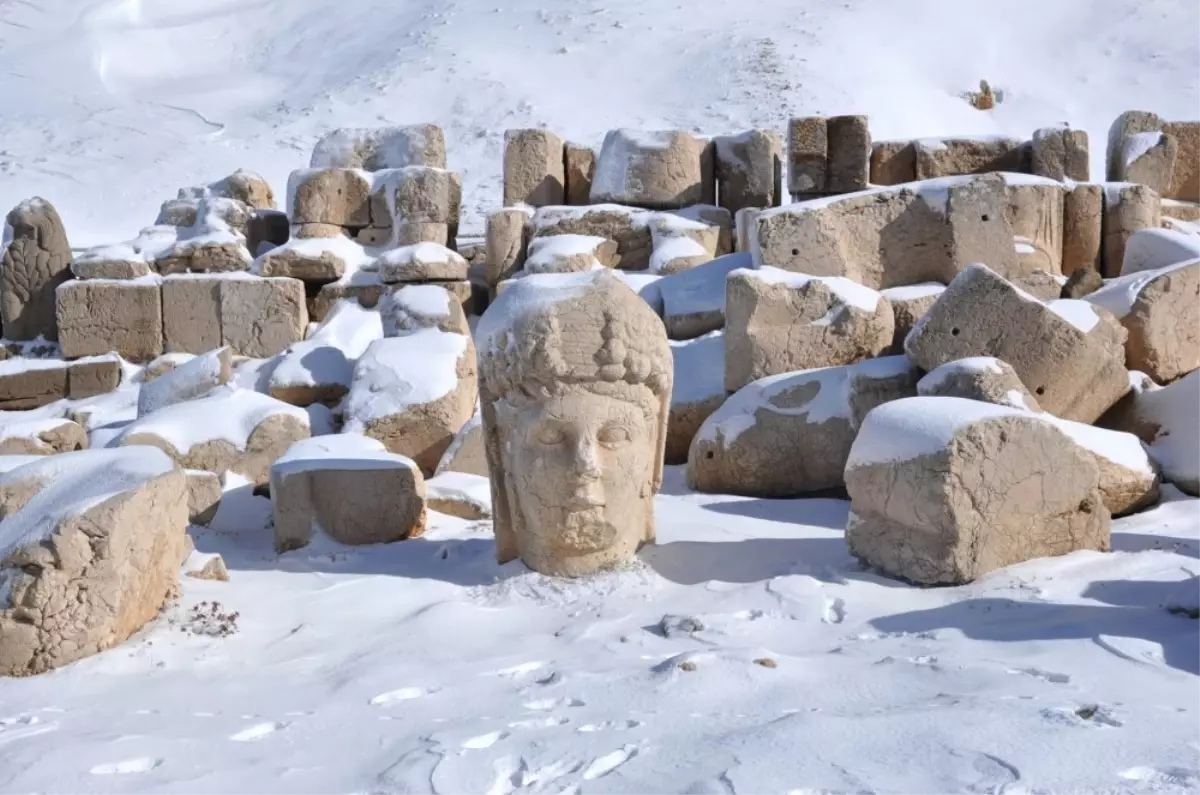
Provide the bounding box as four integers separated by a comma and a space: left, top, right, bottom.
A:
597, 425, 631, 447
535, 425, 566, 446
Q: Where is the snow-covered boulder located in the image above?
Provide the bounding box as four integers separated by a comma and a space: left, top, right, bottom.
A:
530, 204, 654, 271
725, 266, 893, 392
116, 387, 310, 485
688, 356, 920, 497
137, 347, 232, 417
1101, 370, 1199, 496
426, 471, 491, 520
905, 263, 1129, 423
255, 234, 372, 283
524, 234, 615, 274
714, 129, 781, 214
270, 434, 427, 552
154, 199, 253, 275
845, 397, 1110, 586
342, 329, 477, 475
71, 244, 152, 280
178, 168, 276, 211
310, 125, 446, 171
0, 418, 87, 456
377, 243, 468, 284
667, 332, 725, 465
503, 128, 565, 207
657, 252, 749, 340
0, 447, 189, 676
1085, 259, 1199, 383
434, 410, 487, 477
287, 168, 372, 227
1122, 132, 1177, 196
268, 300, 382, 407
649, 214, 718, 274
590, 129, 709, 209
879, 283, 944, 352
917, 357, 1041, 411
379, 284, 470, 337
185, 469, 221, 526
1120, 228, 1200, 276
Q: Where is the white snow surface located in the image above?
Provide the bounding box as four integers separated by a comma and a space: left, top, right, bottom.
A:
271, 433, 417, 480
476, 270, 610, 354
1121, 229, 1200, 276
917, 356, 1007, 393
1133, 370, 1200, 490
733, 266, 883, 312
1046, 299, 1101, 333
426, 471, 492, 515
525, 234, 611, 268
1086, 259, 1199, 319
848, 396, 1032, 466
115, 387, 309, 453
649, 237, 710, 274
1121, 131, 1165, 168
669, 332, 725, 406
271, 300, 383, 389
659, 252, 751, 322
252, 233, 377, 276
879, 282, 946, 302
137, 347, 228, 417
0, 417, 75, 444
342, 329, 468, 432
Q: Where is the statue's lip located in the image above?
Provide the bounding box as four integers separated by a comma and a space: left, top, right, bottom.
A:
565, 494, 606, 509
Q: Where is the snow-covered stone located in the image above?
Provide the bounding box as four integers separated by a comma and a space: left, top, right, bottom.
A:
667, 331, 725, 465
310, 125, 446, 171
287, 168, 372, 227
268, 301, 382, 407
714, 129, 781, 213
591, 129, 709, 209
56, 276, 164, 362
1120, 228, 1200, 276
503, 128, 565, 207
1102, 370, 1199, 495
917, 356, 1041, 411
0, 418, 87, 455
657, 252, 749, 340
426, 471, 491, 520
524, 234, 616, 274
379, 284, 469, 338
434, 409, 487, 478
1102, 183, 1161, 278
913, 135, 1028, 178
138, 347, 231, 417
377, 243, 468, 284
879, 282, 944, 353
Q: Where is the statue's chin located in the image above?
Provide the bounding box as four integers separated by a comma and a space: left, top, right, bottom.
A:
558, 513, 618, 554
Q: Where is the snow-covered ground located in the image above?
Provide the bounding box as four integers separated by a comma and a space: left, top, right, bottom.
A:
0, 471, 1196, 793
1, 0, 1198, 244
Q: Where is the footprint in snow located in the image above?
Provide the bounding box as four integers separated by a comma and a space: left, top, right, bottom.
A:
1119, 765, 1200, 790
229, 721, 288, 742
582, 745, 639, 780
370, 686, 435, 706
492, 661, 546, 678
508, 716, 570, 729
577, 720, 641, 733
522, 697, 584, 711
1007, 667, 1070, 684
89, 757, 162, 775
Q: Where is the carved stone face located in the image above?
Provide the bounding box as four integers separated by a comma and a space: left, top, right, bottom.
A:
503, 386, 656, 576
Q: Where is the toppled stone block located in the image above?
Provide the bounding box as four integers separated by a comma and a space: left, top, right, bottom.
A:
254, 235, 369, 284
878, 283, 944, 353
380, 284, 471, 337
1007, 180, 1064, 275
844, 397, 1110, 585
916, 356, 1041, 411
426, 471, 490, 519
826, 115, 871, 193
530, 204, 652, 270
219, 275, 309, 358
787, 116, 827, 195
914, 136, 1029, 179
2, 198, 72, 341
377, 243, 468, 284
724, 266, 893, 392
342, 329, 477, 476
179, 169, 277, 211
715, 129, 782, 213
905, 263, 1130, 423
0, 447, 189, 676
564, 142, 596, 206
373, 167, 458, 225
56, 276, 163, 362
71, 245, 153, 280
1061, 268, 1103, 299
1106, 111, 1165, 181
0, 419, 87, 456
1163, 121, 1199, 202
1103, 183, 1162, 278
688, 356, 919, 496
591, 130, 707, 209
287, 168, 372, 227
310, 125, 447, 171
0, 360, 67, 410
869, 140, 916, 186
503, 128, 565, 207
1031, 127, 1089, 181
271, 434, 427, 552
67, 356, 123, 399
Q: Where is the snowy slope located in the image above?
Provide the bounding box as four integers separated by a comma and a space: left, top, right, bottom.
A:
1, 0, 1198, 245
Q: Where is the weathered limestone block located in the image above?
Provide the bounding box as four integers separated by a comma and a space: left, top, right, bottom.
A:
67, 357, 122, 399
380, 284, 470, 337
71, 246, 152, 280
869, 140, 916, 186
308, 280, 387, 324
844, 397, 1110, 585
1063, 183, 1103, 276
435, 411, 487, 477
724, 266, 893, 392
673, 204, 734, 256
138, 347, 231, 417
342, 329, 477, 476
905, 263, 1130, 423
914, 136, 1029, 179
219, 276, 308, 358
1122, 132, 1178, 195
377, 243, 468, 284
117, 388, 310, 485
503, 129, 565, 207
476, 270, 672, 577
688, 356, 919, 497
271, 434, 427, 553
485, 208, 530, 291
1120, 228, 1200, 276
1031, 127, 1089, 181
825, 115, 871, 193
753, 174, 1016, 288
0, 419, 87, 456
1163, 121, 1200, 201
667, 332, 725, 465
374, 166, 458, 225
1007, 180, 1065, 275
1061, 268, 1104, 299
564, 142, 596, 206
1103, 183, 1162, 278
1086, 260, 1200, 383
656, 252, 749, 341
178, 169, 276, 211
916, 356, 1041, 411
715, 130, 781, 213
390, 221, 450, 247
523, 234, 615, 275
287, 168, 372, 227
591, 130, 707, 209
310, 125, 447, 171
268, 300, 382, 407
1100, 370, 1198, 495
2, 198, 71, 341
0, 447, 189, 676
154, 238, 252, 276
162, 276, 221, 353
185, 469, 221, 526
255, 235, 367, 283
787, 116, 827, 195
1106, 111, 1164, 181
530, 205, 652, 271
0, 360, 67, 410
1010, 269, 1066, 301
879, 283, 945, 353
56, 277, 163, 362
292, 223, 347, 239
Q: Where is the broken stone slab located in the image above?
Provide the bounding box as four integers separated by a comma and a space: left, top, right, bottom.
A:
590, 129, 708, 209
905, 263, 1130, 423
878, 282, 944, 353
844, 396, 1111, 586
724, 266, 893, 392
503, 128, 566, 207
270, 434, 427, 552
913, 135, 1029, 179
657, 252, 749, 341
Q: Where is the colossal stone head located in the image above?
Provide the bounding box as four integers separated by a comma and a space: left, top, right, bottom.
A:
476, 270, 673, 576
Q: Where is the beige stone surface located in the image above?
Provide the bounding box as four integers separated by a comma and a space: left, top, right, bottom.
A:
435, 413, 488, 477
0, 449, 189, 676
1063, 183, 1103, 276
56, 279, 163, 362
503, 129, 566, 207
379, 167, 458, 224
256, 245, 346, 282
688, 356, 919, 497
155, 241, 252, 276
1123, 132, 1178, 195
532, 206, 653, 271
724, 266, 893, 392
162, 276, 221, 353
590, 129, 707, 209
185, 469, 222, 526
1010, 269, 1066, 301
1163, 121, 1200, 201
219, 277, 308, 358
1007, 182, 1064, 275
218, 169, 276, 210
1106, 110, 1164, 181
1031, 127, 1089, 181
905, 263, 1130, 423
68, 358, 122, 399
477, 270, 671, 577
844, 397, 1110, 585
291, 222, 347, 239
564, 143, 596, 206
826, 115, 871, 193
0, 363, 67, 410
380, 284, 471, 337
914, 137, 1029, 178
391, 221, 449, 247
715, 130, 781, 213
1103, 184, 1162, 278
1060, 268, 1104, 299
916, 356, 1041, 410
288, 168, 372, 227
869, 140, 916, 186
787, 116, 827, 195
1099, 370, 1198, 495
0, 419, 87, 455
2, 199, 72, 341
71, 255, 152, 280
878, 283, 944, 353
485, 209, 530, 291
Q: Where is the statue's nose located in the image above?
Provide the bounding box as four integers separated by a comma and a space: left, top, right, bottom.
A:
570, 436, 603, 480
